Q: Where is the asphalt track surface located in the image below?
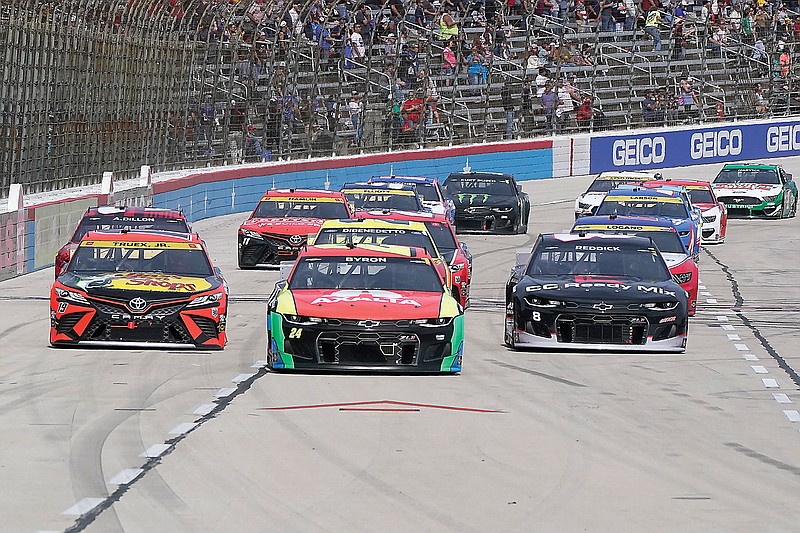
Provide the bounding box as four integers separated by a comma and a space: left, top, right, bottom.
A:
2, 159, 799, 533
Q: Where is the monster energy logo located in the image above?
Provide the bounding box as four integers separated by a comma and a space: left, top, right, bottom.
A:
457, 194, 490, 203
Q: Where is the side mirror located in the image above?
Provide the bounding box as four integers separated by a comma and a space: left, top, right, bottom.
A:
214, 266, 224, 279
786, 173, 793, 182
516, 183, 523, 193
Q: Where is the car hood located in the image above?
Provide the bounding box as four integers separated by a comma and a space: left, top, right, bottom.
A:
59, 271, 220, 298
712, 183, 782, 197
576, 192, 607, 206
241, 217, 325, 236
452, 194, 516, 208
517, 276, 683, 302
422, 201, 446, 214
288, 289, 448, 319
661, 253, 693, 270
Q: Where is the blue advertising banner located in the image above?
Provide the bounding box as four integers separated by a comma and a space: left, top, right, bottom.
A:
589, 119, 800, 174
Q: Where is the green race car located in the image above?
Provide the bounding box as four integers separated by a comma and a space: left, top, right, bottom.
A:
711, 163, 798, 218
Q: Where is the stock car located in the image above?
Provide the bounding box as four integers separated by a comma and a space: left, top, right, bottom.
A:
572, 216, 699, 315
368, 175, 456, 223
55, 206, 189, 278
504, 233, 689, 352
237, 189, 351, 268
356, 210, 472, 307
712, 163, 798, 218
645, 179, 727, 243
442, 171, 530, 234
340, 182, 426, 214
574, 171, 660, 219
595, 187, 702, 259
266, 244, 464, 372
50, 230, 228, 349
311, 218, 452, 289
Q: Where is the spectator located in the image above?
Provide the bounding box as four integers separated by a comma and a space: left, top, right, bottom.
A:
442, 38, 457, 85
437, 8, 459, 41
555, 82, 574, 133
754, 8, 768, 41
642, 89, 658, 123
779, 43, 791, 78
535, 67, 549, 97
525, 45, 545, 76
348, 91, 363, 146
465, 48, 487, 85
575, 0, 589, 31
502, 86, 514, 139
708, 23, 726, 58
401, 89, 425, 133
672, 17, 686, 60
576, 97, 593, 130
679, 78, 697, 116
521, 77, 534, 131
753, 83, 768, 114
600, 0, 615, 32
645, 7, 663, 53
540, 81, 556, 134
243, 124, 267, 161
418, 69, 441, 123
350, 24, 366, 60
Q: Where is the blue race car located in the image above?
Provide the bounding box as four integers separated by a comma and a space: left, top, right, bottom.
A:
368, 175, 455, 224
594, 186, 702, 259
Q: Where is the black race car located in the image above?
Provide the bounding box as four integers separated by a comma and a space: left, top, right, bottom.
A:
443, 171, 530, 234
504, 233, 688, 352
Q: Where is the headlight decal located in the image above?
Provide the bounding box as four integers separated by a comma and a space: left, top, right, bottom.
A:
439, 315, 464, 372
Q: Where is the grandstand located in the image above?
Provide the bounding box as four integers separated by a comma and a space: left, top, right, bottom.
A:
1, 0, 797, 197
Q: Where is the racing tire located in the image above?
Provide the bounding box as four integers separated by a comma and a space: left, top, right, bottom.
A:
790, 199, 798, 218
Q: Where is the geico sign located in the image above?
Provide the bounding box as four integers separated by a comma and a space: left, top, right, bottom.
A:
766, 124, 800, 152
690, 129, 742, 159
612, 137, 665, 166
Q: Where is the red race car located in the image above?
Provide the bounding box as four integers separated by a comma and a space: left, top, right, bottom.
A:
238, 189, 351, 268
55, 206, 189, 278
645, 179, 727, 244
51, 230, 227, 349
354, 209, 472, 308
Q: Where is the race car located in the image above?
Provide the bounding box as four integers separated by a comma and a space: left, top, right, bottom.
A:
572, 216, 699, 315
237, 189, 351, 268
712, 163, 798, 218
442, 171, 530, 234
340, 182, 426, 214
55, 206, 189, 278
644, 179, 727, 243
50, 230, 228, 349
368, 175, 456, 223
310, 218, 452, 290
574, 171, 660, 219
354, 210, 472, 307
266, 244, 464, 372
595, 187, 702, 259
504, 233, 689, 352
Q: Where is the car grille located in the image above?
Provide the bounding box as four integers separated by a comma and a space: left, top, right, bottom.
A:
702, 228, 715, 238
56, 312, 86, 334
191, 316, 218, 338
717, 196, 760, 206
84, 319, 193, 344
316, 331, 419, 365
702, 214, 717, 223
241, 235, 302, 265
92, 301, 186, 316
556, 314, 648, 345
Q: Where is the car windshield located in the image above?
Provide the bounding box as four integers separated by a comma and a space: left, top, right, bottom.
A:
289, 257, 444, 291
526, 243, 671, 282
444, 175, 516, 197
586, 178, 646, 193
72, 216, 189, 242
424, 221, 457, 254
313, 228, 438, 256
69, 242, 213, 276
342, 189, 422, 211
686, 188, 715, 203
253, 199, 349, 218
633, 232, 686, 254
596, 197, 689, 218
373, 181, 440, 202
715, 168, 780, 185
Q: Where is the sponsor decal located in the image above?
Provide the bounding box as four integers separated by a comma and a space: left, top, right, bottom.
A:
690, 130, 742, 159
575, 245, 621, 251
457, 193, 491, 204
310, 289, 421, 306
525, 283, 675, 296
605, 195, 683, 203
247, 217, 324, 228
574, 224, 673, 232
260, 196, 343, 203
712, 183, 776, 191
336, 228, 408, 234
612, 137, 666, 166
344, 256, 387, 262
344, 189, 416, 196
112, 216, 156, 222
766, 125, 800, 152
75, 272, 212, 292
80, 241, 201, 250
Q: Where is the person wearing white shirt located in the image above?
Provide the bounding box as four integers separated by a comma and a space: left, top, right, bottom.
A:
555, 84, 574, 133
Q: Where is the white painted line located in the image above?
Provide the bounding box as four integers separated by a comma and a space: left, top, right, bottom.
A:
762, 378, 780, 388
168, 422, 198, 435
743, 354, 759, 361
36, 530, 62, 533
715, 315, 729, 321
231, 373, 255, 383
699, 284, 707, 290
783, 410, 800, 422
727, 334, 741, 341
721, 324, 736, 331
193, 403, 216, 416
108, 468, 143, 485
215, 387, 237, 398
62, 498, 105, 516
773, 393, 792, 404
538, 198, 573, 206
751, 366, 769, 374
735, 344, 750, 351
251, 360, 267, 368
707, 298, 718, 304
140, 444, 170, 458
700, 291, 712, 296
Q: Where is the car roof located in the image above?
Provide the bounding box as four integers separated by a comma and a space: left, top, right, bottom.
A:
594, 171, 660, 180
720, 163, 779, 170
573, 215, 679, 232
646, 179, 712, 190
300, 243, 434, 260
80, 230, 202, 244
85, 206, 185, 218
340, 182, 418, 195
446, 171, 514, 181
261, 189, 347, 200
543, 233, 656, 248
370, 176, 436, 185
606, 186, 684, 200
320, 218, 429, 231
